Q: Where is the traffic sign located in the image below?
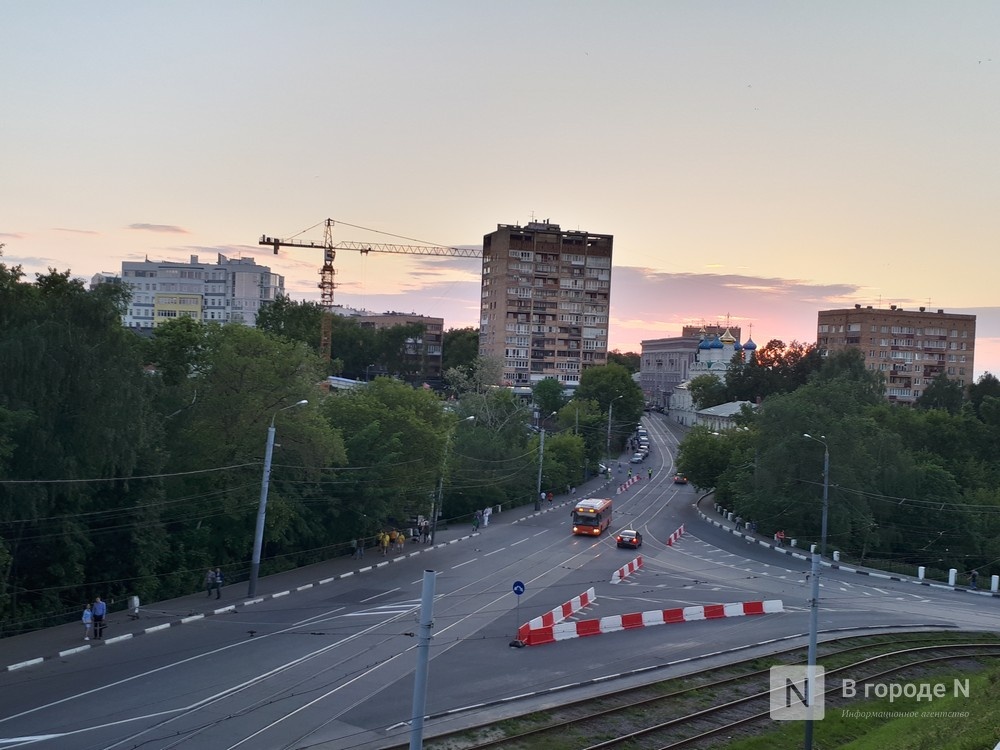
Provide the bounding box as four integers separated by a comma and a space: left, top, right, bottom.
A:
512, 580, 525, 596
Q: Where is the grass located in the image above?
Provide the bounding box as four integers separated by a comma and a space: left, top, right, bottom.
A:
719, 664, 1000, 750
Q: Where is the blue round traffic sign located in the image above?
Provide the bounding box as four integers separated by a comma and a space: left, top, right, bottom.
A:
512, 581, 525, 596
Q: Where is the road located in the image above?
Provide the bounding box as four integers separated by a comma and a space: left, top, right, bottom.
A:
0, 413, 992, 750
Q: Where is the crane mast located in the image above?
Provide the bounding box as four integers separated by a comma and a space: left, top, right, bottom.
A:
259, 218, 482, 363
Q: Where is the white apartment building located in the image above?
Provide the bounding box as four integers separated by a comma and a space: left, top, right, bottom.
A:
110, 254, 284, 330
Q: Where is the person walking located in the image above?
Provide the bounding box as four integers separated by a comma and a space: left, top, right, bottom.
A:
970, 569, 979, 590
204, 568, 216, 597
482, 506, 491, 527
82, 603, 93, 641
647, 468, 652, 480
92, 596, 107, 639
214, 567, 224, 599
472, 512, 480, 532
420, 521, 430, 544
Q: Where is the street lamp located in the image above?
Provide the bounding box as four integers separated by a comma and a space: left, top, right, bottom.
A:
430, 416, 475, 544
802, 434, 830, 557
248, 399, 308, 597
366, 364, 376, 382
535, 412, 557, 510
802, 432, 830, 750
606, 394, 624, 463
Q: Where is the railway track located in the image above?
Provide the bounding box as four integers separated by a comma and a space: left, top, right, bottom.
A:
400, 634, 1000, 750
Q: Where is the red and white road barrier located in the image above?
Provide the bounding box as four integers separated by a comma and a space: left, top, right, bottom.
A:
517, 587, 597, 645
666, 524, 685, 546
616, 475, 642, 494
531, 599, 783, 645
611, 555, 643, 584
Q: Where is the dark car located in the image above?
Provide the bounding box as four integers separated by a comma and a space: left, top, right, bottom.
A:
673, 474, 688, 484
616, 529, 642, 549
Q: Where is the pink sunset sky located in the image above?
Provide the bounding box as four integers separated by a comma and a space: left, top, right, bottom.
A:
3, 2, 998, 379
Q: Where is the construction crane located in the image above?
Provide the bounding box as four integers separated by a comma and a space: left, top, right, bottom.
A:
259, 218, 482, 362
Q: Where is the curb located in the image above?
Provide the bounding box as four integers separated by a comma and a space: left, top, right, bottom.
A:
695, 505, 1000, 599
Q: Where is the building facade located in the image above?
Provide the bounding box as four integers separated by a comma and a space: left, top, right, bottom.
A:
640, 325, 743, 408
357, 311, 444, 384
816, 305, 976, 403
113, 254, 284, 330
671, 329, 756, 426
479, 221, 613, 387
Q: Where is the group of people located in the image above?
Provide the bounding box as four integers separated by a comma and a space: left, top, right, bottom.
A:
472, 506, 493, 531
204, 567, 224, 599
81, 596, 107, 640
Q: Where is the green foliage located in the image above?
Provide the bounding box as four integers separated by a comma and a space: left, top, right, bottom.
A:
532, 378, 566, 416
688, 374, 728, 410
726, 339, 823, 403
575, 364, 644, 456
916, 372, 964, 414
607, 349, 640, 373
442, 327, 479, 373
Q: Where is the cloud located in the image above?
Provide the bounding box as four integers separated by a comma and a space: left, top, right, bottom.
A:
128, 223, 189, 234
53, 227, 99, 235
0, 232, 25, 239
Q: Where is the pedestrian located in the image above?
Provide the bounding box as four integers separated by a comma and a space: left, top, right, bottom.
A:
204, 568, 216, 597
82, 603, 93, 641
570, 486, 576, 495
472, 512, 480, 532
735, 516, 743, 531
92, 596, 107, 639
539, 491, 546, 507
627, 468, 632, 478
214, 567, 224, 599
380, 531, 390, 556
482, 506, 491, 527
970, 569, 979, 590
350, 539, 359, 559
421, 521, 430, 544
547, 491, 553, 504
647, 468, 652, 479
396, 530, 405, 552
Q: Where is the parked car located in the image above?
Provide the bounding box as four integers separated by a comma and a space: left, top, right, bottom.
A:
616, 529, 642, 549
673, 474, 688, 484
630, 453, 645, 463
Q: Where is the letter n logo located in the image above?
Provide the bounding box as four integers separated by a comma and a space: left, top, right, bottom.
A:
770, 666, 825, 721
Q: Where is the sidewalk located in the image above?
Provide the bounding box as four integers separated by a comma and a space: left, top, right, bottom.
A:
695, 495, 999, 599
2, 476, 615, 673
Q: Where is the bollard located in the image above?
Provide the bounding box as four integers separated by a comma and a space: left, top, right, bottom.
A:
833, 551, 840, 562
810, 543, 816, 554
917, 566, 925, 580
790, 538, 797, 548
727, 512, 733, 521
495, 504, 502, 514
948, 568, 957, 587
992, 575, 999, 593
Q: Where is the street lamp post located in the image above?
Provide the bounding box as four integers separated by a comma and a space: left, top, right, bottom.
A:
802, 432, 830, 750
365, 364, 376, 382
606, 395, 624, 463
534, 412, 556, 510
248, 399, 308, 597
430, 416, 475, 544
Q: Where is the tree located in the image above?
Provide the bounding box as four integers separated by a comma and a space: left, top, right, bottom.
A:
726, 339, 822, 402
967, 372, 1000, 420
533, 378, 566, 416
688, 374, 728, 410
442, 327, 479, 373
916, 373, 964, 414
575, 364, 644, 456
607, 350, 640, 373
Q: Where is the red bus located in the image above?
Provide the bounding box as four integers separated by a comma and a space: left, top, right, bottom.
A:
571, 498, 613, 536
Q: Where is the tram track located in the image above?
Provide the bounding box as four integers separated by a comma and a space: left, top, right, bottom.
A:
401, 633, 1000, 750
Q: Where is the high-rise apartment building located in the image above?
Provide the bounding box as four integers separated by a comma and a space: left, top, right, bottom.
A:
479, 221, 613, 387
817, 305, 976, 403
114, 254, 284, 330
357, 311, 444, 384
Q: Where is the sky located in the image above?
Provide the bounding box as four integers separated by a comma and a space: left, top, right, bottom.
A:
3, 1, 999, 380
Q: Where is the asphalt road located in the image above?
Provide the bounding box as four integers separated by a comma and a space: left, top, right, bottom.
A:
1, 413, 995, 750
